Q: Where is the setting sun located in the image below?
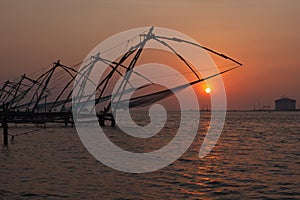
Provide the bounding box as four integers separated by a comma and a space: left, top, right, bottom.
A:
205, 87, 211, 94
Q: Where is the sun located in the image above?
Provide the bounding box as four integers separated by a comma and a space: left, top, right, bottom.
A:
205, 87, 211, 94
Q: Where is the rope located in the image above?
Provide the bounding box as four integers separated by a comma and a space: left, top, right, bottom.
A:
8, 129, 39, 137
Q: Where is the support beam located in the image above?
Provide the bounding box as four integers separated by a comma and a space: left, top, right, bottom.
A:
2, 103, 8, 146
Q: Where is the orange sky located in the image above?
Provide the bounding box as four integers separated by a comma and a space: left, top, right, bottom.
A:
0, 0, 299, 110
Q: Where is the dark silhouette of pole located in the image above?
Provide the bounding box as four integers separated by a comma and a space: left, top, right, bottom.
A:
2, 103, 8, 146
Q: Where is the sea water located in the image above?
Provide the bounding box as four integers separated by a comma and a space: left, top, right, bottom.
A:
0, 111, 299, 199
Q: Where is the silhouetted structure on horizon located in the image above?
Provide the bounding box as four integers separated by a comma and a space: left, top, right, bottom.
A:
275, 97, 296, 111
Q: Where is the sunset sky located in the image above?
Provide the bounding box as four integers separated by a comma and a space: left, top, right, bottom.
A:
0, 0, 299, 110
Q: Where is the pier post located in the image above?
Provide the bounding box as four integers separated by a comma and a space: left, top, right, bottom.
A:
2, 103, 8, 146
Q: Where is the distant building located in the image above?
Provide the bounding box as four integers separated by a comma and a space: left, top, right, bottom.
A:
275, 97, 296, 111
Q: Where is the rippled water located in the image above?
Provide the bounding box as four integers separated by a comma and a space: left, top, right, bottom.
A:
0, 111, 299, 199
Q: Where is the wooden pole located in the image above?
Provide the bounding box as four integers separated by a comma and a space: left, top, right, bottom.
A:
2, 103, 8, 146
44, 95, 47, 128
